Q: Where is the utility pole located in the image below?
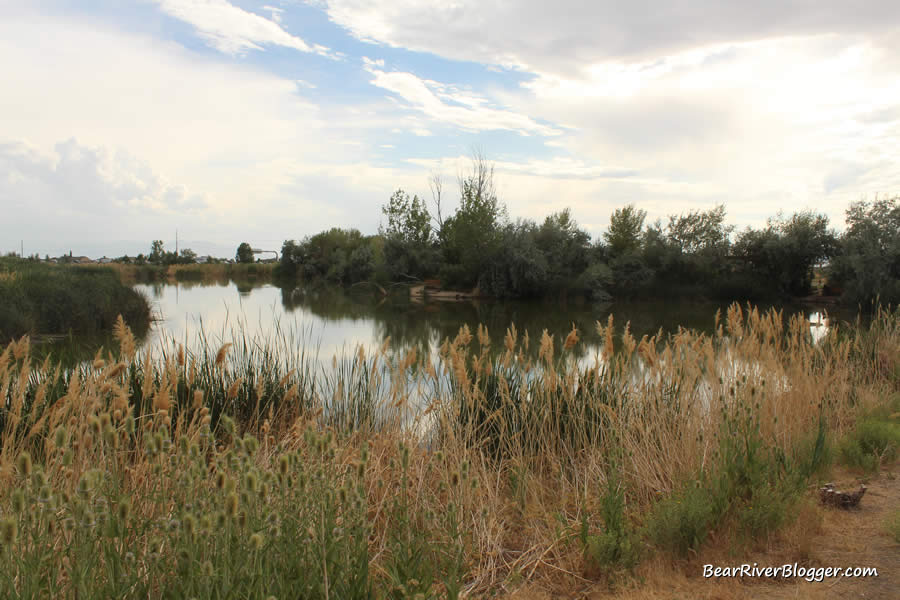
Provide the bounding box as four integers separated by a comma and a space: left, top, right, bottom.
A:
20, 240, 23, 258
175, 229, 179, 257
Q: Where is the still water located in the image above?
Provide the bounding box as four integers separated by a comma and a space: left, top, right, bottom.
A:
134, 280, 844, 364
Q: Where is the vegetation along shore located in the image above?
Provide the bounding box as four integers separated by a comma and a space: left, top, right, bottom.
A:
0, 303, 897, 598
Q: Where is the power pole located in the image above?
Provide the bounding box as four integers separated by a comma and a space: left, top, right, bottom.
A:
175, 229, 179, 257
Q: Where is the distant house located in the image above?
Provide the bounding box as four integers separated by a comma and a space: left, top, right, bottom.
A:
98, 256, 112, 264
74, 256, 95, 264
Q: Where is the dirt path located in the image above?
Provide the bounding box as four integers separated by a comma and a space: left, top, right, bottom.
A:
503, 464, 898, 600
753, 468, 899, 600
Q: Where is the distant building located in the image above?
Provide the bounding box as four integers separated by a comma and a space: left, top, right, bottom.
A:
98, 256, 112, 264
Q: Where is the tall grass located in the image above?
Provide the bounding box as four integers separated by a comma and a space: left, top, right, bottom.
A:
0, 258, 151, 343
0, 304, 897, 597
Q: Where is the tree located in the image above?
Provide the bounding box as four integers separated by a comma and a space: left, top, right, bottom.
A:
733, 210, 837, 297
236, 242, 254, 264
149, 240, 165, 264
666, 205, 733, 255
179, 248, 197, 264
829, 196, 900, 306
381, 189, 432, 245
440, 153, 507, 287
605, 205, 646, 257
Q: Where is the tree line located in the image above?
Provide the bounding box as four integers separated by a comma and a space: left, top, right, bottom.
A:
276, 155, 898, 307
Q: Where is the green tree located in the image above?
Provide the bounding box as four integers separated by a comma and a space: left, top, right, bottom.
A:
666, 205, 733, 255
179, 248, 197, 264
149, 240, 165, 264
605, 205, 646, 257
236, 242, 254, 264
380, 189, 439, 281
381, 189, 432, 245
440, 153, 507, 288
829, 196, 900, 306
733, 211, 837, 297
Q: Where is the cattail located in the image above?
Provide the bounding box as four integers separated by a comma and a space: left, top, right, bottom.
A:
192, 389, 204, 410
216, 471, 226, 490
245, 472, 259, 493
176, 344, 185, 367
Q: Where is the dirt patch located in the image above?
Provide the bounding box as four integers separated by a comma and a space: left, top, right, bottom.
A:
500, 464, 898, 600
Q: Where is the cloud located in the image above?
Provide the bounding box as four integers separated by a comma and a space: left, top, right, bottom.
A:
318, 0, 900, 74
154, 0, 332, 56
363, 63, 559, 136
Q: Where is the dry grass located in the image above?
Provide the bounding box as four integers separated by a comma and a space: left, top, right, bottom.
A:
0, 304, 897, 598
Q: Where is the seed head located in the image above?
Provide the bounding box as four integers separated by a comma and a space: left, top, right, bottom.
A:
183, 513, 197, 539
0, 518, 18, 547
12, 490, 25, 513
16, 452, 32, 477
249, 532, 264, 550
225, 493, 239, 518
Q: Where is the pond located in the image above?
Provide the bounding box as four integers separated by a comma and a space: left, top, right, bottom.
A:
131, 280, 849, 365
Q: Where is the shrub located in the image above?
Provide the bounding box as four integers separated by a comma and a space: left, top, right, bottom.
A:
644, 482, 713, 555
839, 418, 900, 472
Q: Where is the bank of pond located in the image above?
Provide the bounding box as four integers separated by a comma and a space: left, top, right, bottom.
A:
0, 302, 897, 598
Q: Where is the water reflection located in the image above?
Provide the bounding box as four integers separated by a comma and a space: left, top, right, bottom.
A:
136, 282, 851, 365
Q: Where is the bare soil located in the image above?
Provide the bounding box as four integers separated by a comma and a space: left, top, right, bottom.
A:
501, 463, 898, 600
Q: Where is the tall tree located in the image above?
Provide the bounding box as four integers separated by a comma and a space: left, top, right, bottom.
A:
604, 205, 646, 257
236, 242, 254, 264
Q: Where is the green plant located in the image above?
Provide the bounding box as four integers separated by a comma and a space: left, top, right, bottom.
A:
839, 418, 900, 472
580, 468, 640, 571
644, 482, 713, 555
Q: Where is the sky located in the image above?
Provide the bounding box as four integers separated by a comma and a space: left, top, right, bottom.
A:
2, 0, 899, 259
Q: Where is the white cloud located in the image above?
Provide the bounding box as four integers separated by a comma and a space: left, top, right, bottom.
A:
318, 1, 900, 74
154, 0, 332, 56
262, 5, 284, 23
0, 13, 431, 255
363, 63, 559, 136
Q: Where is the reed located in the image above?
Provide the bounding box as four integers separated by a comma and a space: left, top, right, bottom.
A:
0, 304, 897, 597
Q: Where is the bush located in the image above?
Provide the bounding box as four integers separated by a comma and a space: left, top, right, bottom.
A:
581, 470, 641, 571
839, 418, 900, 472
644, 482, 713, 555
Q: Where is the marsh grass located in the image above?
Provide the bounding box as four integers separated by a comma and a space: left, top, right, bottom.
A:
0, 304, 897, 597
0, 258, 151, 343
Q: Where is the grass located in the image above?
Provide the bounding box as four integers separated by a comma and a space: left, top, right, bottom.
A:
107, 262, 277, 285
886, 509, 900, 544
0, 304, 897, 597
0, 257, 151, 343
837, 394, 900, 472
